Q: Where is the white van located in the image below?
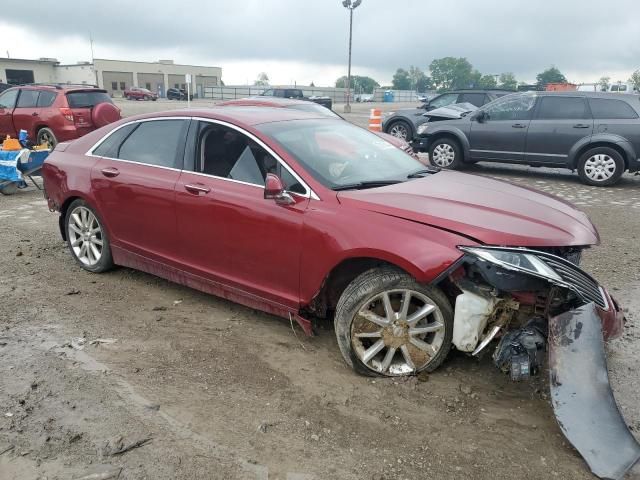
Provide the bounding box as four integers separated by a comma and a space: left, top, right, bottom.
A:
608, 82, 638, 94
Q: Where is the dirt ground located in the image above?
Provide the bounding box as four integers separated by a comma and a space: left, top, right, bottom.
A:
1, 101, 640, 480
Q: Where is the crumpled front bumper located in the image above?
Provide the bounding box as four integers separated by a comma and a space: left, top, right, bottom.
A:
549, 301, 639, 480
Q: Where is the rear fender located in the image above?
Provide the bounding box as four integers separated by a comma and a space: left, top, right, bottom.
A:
568, 134, 636, 170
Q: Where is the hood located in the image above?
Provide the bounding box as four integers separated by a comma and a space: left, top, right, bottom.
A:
424, 102, 478, 120
337, 171, 599, 247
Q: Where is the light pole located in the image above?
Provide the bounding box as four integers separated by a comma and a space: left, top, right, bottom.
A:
342, 0, 362, 113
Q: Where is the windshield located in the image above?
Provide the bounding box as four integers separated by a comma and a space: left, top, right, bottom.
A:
287, 103, 341, 118
257, 119, 424, 189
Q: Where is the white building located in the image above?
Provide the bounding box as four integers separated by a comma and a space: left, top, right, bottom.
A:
0, 57, 222, 98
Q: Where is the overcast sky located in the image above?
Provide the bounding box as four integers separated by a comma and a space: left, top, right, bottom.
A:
2, 0, 639, 87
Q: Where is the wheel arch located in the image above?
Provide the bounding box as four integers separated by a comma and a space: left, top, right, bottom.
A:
385, 117, 415, 138
427, 128, 470, 159
568, 136, 634, 171
58, 194, 109, 241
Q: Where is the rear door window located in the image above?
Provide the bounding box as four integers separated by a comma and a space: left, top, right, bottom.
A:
92, 123, 138, 157
459, 93, 486, 107
16, 90, 39, 108
588, 98, 639, 119
536, 97, 589, 119
116, 119, 188, 168
66, 91, 113, 108
36, 91, 57, 107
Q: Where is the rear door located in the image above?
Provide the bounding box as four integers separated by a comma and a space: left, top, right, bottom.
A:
90, 118, 189, 263
525, 96, 592, 164
65, 90, 115, 136
0, 88, 19, 137
468, 94, 536, 162
11, 89, 41, 138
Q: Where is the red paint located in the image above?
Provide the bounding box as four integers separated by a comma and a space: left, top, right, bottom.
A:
41, 108, 610, 336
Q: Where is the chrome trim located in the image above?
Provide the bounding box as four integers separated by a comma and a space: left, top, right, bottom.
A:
459, 246, 608, 310
85, 115, 320, 201
524, 152, 568, 158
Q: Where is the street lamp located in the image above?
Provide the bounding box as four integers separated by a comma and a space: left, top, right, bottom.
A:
342, 0, 362, 113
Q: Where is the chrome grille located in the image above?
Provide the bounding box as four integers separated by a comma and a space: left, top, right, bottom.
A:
537, 254, 607, 309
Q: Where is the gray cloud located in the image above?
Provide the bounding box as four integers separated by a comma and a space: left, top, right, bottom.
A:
5, 0, 640, 83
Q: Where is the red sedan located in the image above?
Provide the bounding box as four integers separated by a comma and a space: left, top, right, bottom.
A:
42, 106, 636, 478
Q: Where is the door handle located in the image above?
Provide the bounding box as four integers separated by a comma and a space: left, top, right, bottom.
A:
184, 183, 211, 195
512, 123, 527, 129
100, 167, 120, 178
31, 112, 38, 116
573, 124, 590, 128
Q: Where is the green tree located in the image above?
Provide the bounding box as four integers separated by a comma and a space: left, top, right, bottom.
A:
408, 65, 432, 92
629, 70, 640, 91
598, 76, 610, 91
253, 72, 270, 86
335, 75, 380, 94
391, 68, 411, 90
477, 75, 498, 88
498, 72, 518, 90
429, 57, 475, 91
536, 66, 567, 87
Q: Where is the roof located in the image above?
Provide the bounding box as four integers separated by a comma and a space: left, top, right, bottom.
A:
123, 106, 334, 126
217, 97, 310, 108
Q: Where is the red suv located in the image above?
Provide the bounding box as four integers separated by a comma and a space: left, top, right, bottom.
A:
0, 85, 121, 147
124, 86, 158, 101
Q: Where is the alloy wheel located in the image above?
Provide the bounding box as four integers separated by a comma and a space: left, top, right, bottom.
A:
351, 289, 446, 375
431, 143, 455, 167
584, 154, 617, 182
389, 123, 409, 139
68, 206, 104, 267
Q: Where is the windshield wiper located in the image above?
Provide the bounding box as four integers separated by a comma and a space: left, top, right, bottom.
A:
332, 180, 403, 191
407, 166, 440, 178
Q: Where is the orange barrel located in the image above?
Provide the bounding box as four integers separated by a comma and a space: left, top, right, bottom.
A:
368, 108, 382, 132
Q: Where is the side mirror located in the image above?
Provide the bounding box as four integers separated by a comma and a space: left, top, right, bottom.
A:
264, 173, 295, 205
474, 110, 488, 123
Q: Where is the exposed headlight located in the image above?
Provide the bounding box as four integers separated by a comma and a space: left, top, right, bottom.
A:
459, 246, 562, 282
417, 124, 429, 135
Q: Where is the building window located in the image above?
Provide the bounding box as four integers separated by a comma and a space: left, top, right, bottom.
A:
174, 84, 179, 89
111, 82, 118, 91
145, 82, 151, 90
119, 82, 126, 90
212, 76, 218, 85
181, 83, 186, 90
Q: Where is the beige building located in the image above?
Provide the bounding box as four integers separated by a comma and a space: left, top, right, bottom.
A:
0, 57, 222, 99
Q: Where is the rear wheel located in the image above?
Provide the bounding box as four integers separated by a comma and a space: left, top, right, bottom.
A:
64, 200, 113, 273
577, 147, 624, 186
37, 127, 57, 148
334, 267, 453, 377
429, 137, 463, 169
387, 120, 413, 141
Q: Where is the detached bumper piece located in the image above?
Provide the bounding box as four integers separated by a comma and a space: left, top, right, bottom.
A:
549, 303, 640, 480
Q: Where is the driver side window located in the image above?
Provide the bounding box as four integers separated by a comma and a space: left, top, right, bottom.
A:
197, 123, 306, 194
429, 93, 459, 108
484, 95, 536, 121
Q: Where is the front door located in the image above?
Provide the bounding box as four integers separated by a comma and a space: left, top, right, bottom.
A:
525, 96, 593, 165
175, 120, 309, 308
11, 89, 41, 139
469, 94, 537, 162
0, 89, 18, 137
90, 118, 189, 263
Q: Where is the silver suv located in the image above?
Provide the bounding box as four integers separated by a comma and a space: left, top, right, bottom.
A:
414, 91, 640, 186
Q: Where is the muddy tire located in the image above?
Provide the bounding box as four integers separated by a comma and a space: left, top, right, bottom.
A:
577, 147, 624, 187
64, 199, 114, 273
334, 267, 453, 377
429, 137, 464, 169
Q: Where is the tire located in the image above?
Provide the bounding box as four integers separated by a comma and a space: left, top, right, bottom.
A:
37, 127, 57, 149
124, 94, 130, 100
387, 120, 413, 141
577, 147, 625, 186
143, 95, 150, 101
429, 137, 464, 169
64, 199, 114, 273
334, 267, 453, 377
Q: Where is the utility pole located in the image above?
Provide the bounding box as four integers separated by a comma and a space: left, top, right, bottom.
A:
342, 0, 362, 113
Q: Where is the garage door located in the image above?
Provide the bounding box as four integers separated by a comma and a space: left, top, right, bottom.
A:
137, 73, 164, 97
102, 71, 134, 97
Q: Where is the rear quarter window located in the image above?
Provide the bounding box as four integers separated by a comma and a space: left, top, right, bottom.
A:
36, 91, 57, 107
92, 123, 138, 157
66, 91, 113, 108
588, 98, 639, 119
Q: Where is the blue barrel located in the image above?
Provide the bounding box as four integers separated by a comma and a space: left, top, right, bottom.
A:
383, 90, 395, 102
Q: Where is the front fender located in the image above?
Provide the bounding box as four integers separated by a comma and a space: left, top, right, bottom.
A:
298, 203, 472, 306
426, 125, 471, 158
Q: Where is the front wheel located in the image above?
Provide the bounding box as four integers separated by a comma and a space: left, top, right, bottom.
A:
387, 120, 412, 141
577, 147, 624, 186
64, 200, 114, 273
334, 267, 453, 377
429, 138, 463, 169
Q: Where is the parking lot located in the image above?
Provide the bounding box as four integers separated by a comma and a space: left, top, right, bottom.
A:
1, 101, 640, 480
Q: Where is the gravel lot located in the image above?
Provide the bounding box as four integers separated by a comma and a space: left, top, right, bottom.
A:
1, 100, 639, 480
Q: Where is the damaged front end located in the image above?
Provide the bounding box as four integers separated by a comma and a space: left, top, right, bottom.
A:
445, 246, 638, 479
